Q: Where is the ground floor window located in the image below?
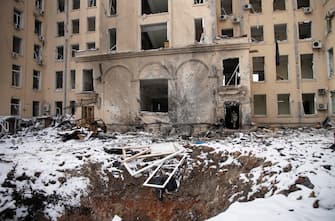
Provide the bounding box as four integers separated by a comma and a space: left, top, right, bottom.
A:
55, 101, 63, 116
82, 106, 94, 122
140, 79, 168, 112
32, 101, 40, 117
70, 101, 76, 115
254, 95, 266, 115
331, 92, 335, 114
302, 93, 315, 115
10, 98, 20, 115
277, 94, 290, 115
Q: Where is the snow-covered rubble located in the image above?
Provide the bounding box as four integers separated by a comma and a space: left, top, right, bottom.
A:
0, 127, 334, 220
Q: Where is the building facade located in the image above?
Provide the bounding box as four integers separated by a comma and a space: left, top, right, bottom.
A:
0, 0, 334, 130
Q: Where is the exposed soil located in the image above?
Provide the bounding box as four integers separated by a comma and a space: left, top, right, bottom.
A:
58, 145, 266, 221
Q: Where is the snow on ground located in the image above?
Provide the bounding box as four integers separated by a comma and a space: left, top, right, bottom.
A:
0, 126, 335, 220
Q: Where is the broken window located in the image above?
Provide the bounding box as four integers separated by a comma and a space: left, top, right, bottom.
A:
35, 0, 43, 10
274, 24, 287, 41
56, 46, 64, 60
300, 54, 313, 79
87, 42, 96, 50
72, 19, 79, 34
297, 0, 310, 9
276, 55, 289, 80
109, 0, 117, 15
35, 19, 42, 36
88, 0, 96, 7
87, 17, 96, 32
70, 101, 76, 115
298, 21, 311, 39
277, 94, 290, 115
254, 94, 267, 115
141, 23, 167, 50
32, 101, 40, 117
73, 0, 80, 10
83, 69, 94, 92
55, 101, 63, 116
221, 0, 232, 15
142, 0, 168, 15
71, 44, 79, 57
11, 98, 20, 115
13, 36, 22, 54
252, 57, 265, 82
108, 28, 117, 51
140, 79, 168, 112
70, 70, 76, 89
225, 103, 240, 129
327, 48, 334, 77
194, 0, 207, 4
56, 71, 63, 89
34, 44, 42, 60
223, 58, 240, 86
273, 0, 285, 11
33, 70, 41, 90
58, 0, 65, 12
12, 64, 21, 87
57, 21, 65, 37
221, 28, 233, 38
250, 0, 262, 13
194, 18, 204, 43
251, 26, 264, 42
302, 93, 315, 114
14, 9, 23, 29
331, 92, 335, 114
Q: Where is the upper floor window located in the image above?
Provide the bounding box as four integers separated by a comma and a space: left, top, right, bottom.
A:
327, 48, 334, 78
252, 56, 265, 82
13, 36, 22, 54
14, 9, 23, 29
87, 42, 96, 50
194, 0, 207, 4
57, 21, 65, 37
56, 71, 63, 89
10, 98, 20, 116
297, 0, 310, 9
221, 28, 234, 38
223, 58, 240, 86
273, 0, 285, 11
58, 0, 65, 12
194, 18, 204, 43
33, 70, 41, 90
34, 44, 42, 60
109, 0, 117, 15
276, 55, 289, 80
71, 44, 79, 57
83, 69, 94, 91
108, 28, 117, 52
274, 24, 287, 41
141, 23, 167, 50
251, 26, 264, 42
250, 0, 262, 13
73, 0, 80, 10
35, 0, 43, 10
35, 19, 42, 36
300, 53, 313, 79
221, 0, 232, 15
298, 21, 311, 39
12, 65, 21, 87
87, 17, 96, 32
88, 0, 96, 7
70, 70, 76, 90
72, 19, 80, 34
56, 46, 64, 60
142, 0, 168, 15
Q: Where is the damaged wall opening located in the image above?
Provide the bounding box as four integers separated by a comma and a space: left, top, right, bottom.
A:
141, 23, 167, 50
225, 103, 240, 129
221, 28, 233, 38
140, 79, 168, 112
252, 56, 265, 82
195, 18, 204, 43
302, 93, 315, 115
254, 94, 267, 115
221, 0, 232, 15
251, 26, 264, 42
300, 54, 313, 79
276, 55, 289, 80
277, 94, 290, 115
142, 0, 168, 15
223, 58, 240, 86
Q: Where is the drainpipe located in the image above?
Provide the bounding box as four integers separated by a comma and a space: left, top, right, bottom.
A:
63, 0, 69, 116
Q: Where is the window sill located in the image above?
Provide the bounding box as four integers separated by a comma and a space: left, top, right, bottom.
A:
301, 78, 316, 82
277, 114, 291, 118
252, 81, 265, 84
55, 89, 63, 92
303, 114, 318, 118
55, 59, 64, 62
253, 115, 267, 118
141, 12, 169, 17
107, 14, 118, 17
32, 88, 41, 91
276, 80, 290, 83
298, 38, 312, 41
87, 6, 97, 9
193, 3, 208, 7
251, 41, 264, 45
11, 86, 21, 89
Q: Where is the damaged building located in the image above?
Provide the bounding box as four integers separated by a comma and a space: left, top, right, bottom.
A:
0, 0, 335, 132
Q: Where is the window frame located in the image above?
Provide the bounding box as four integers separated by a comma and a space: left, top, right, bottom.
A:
33, 70, 41, 90
10, 98, 20, 116
11, 64, 21, 87
277, 94, 291, 115
55, 71, 63, 90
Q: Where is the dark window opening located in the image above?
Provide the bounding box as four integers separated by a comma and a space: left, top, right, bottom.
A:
83, 69, 94, 91
252, 57, 265, 82
32, 101, 40, 117
302, 93, 315, 114
35, 0, 43, 10
56, 71, 63, 89
70, 101, 76, 115
58, 0, 65, 12
87, 42, 96, 50
254, 95, 266, 115
72, 19, 79, 34
56, 46, 64, 60
274, 24, 287, 41
141, 23, 167, 50
140, 79, 168, 112
35, 19, 42, 36
225, 103, 240, 129
298, 21, 311, 39
70, 70, 76, 89
142, 0, 168, 15
71, 44, 79, 57
33, 70, 40, 90
251, 26, 263, 42
273, 0, 285, 11
57, 22, 65, 37
34, 44, 42, 60
109, 0, 117, 15
55, 101, 63, 116
195, 18, 204, 42
297, 0, 310, 9
12, 65, 20, 87
108, 28, 116, 51
87, 17, 95, 32
277, 94, 290, 115
276, 55, 289, 80
14, 9, 23, 29
11, 98, 20, 116
221, 28, 233, 38
221, 0, 232, 15
88, 0, 96, 7
13, 36, 22, 54
300, 54, 313, 79
250, 0, 262, 13
73, 0, 80, 10
82, 106, 94, 122
223, 58, 240, 86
